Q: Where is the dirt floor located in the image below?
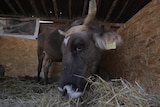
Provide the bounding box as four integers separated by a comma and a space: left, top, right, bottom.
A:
0, 76, 159, 107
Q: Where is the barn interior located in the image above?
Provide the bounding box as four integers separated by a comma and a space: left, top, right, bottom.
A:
0, 0, 160, 106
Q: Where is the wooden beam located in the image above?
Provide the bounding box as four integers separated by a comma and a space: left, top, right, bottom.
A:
129, 0, 145, 19
40, 0, 49, 17
68, 0, 72, 19
29, 0, 40, 17
114, 0, 129, 22
47, 18, 123, 28
100, 22, 123, 28
104, 0, 118, 22
5, 0, 18, 15
0, 10, 3, 14
82, 0, 88, 16
0, 14, 26, 18
96, 0, 102, 11
52, 0, 58, 18
52, 18, 70, 24
15, 0, 25, 15
120, 0, 134, 22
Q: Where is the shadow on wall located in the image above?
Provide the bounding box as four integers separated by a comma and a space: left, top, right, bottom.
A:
97, 46, 126, 81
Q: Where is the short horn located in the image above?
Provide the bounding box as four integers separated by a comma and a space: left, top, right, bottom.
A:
83, 0, 97, 26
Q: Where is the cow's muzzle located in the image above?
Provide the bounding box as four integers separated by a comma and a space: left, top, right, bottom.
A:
58, 85, 82, 98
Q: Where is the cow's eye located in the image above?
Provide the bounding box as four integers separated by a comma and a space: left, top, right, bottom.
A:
71, 38, 85, 53
76, 46, 82, 52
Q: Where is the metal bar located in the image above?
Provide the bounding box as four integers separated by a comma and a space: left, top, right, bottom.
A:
34, 18, 40, 39
39, 20, 54, 23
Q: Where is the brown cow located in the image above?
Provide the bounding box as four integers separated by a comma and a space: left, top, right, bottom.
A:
37, 0, 122, 98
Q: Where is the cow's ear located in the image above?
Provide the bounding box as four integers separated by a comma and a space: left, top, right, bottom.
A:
93, 31, 123, 50
58, 30, 66, 36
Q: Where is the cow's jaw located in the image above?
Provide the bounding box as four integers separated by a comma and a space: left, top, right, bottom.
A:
58, 85, 82, 98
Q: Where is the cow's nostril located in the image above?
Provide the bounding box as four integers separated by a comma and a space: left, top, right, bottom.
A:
58, 85, 82, 98
64, 85, 82, 98
63, 89, 67, 96
58, 87, 67, 96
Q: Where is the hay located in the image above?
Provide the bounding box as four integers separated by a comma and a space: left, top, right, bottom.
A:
0, 76, 159, 107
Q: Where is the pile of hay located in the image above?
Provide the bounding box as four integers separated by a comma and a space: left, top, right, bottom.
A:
0, 75, 159, 107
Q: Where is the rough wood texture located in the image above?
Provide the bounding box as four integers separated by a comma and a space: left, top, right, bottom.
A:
0, 36, 37, 77
99, 1, 160, 95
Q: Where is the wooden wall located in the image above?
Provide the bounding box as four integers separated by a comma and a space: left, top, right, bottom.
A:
0, 36, 38, 77
99, 1, 160, 95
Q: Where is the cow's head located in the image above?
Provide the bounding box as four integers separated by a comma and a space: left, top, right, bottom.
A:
58, 0, 122, 98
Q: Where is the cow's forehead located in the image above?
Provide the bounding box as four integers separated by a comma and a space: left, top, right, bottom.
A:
63, 31, 91, 46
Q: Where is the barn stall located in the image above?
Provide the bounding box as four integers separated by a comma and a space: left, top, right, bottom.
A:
0, 0, 160, 107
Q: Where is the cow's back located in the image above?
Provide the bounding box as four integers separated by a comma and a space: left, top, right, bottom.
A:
37, 19, 88, 61
44, 28, 64, 61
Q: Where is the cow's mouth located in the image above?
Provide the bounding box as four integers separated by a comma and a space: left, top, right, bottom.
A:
58, 85, 82, 98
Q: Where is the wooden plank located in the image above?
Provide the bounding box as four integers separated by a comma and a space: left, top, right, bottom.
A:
68, 0, 72, 19
82, 0, 88, 16
5, 0, 18, 15
40, 0, 49, 17
15, 0, 25, 15
104, 0, 118, 22
114, 0, 129, 22
29, 0, 40, 16
52, 0, 58, 18
96, 0, 102, 11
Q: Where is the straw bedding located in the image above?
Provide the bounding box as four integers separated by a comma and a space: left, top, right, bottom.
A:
0, 75, 159, 107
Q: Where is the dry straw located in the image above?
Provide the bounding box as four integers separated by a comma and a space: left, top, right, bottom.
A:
0, 75, 159, 107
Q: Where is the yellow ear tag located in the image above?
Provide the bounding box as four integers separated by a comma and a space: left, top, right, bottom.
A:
106, 39, 116, 50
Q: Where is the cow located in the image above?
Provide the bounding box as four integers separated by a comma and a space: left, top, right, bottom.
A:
37, 0, 122, 98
